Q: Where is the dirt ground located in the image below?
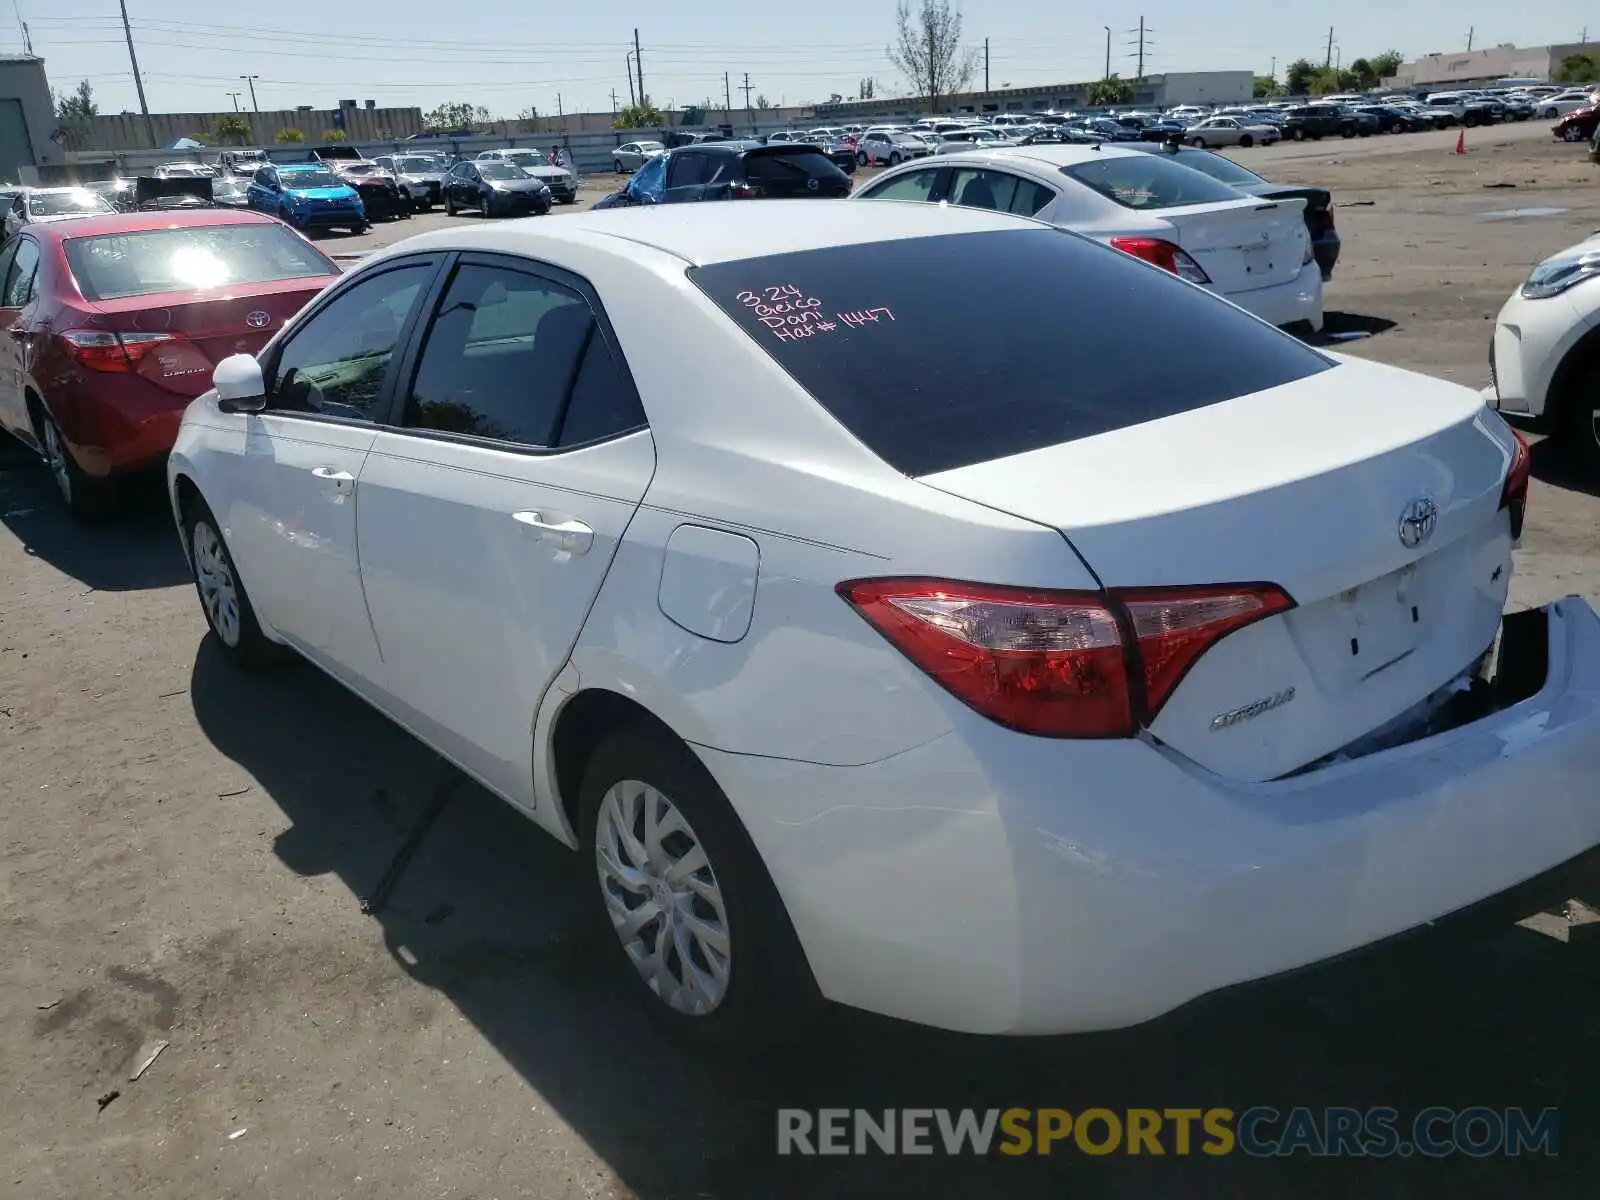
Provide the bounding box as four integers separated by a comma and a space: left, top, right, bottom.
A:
2, 119, 1599, 1199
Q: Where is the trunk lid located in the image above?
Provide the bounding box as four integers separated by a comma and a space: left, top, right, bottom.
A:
1162, 196, 1308, 293
917, 355, 1518, 782
83, 278, 333, 397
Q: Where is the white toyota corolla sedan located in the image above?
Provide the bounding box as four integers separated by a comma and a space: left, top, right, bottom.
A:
168, 202, 1600, 1043
855, 142, 1324, 332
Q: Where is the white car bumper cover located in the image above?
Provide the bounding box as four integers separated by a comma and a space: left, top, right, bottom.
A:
704, 597, 1600, 1035
1221, 258, 1325, 331
1481, 288, 1596, 419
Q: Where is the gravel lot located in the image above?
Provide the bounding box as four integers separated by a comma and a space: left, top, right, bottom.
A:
3, 119, 1598, 1199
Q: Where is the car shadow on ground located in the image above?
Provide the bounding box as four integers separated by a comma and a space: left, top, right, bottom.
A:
189, 641, 1600, 1198
0, 443, 189, 592
1308, 312, 1399, 346
1528, 435, 1600, 500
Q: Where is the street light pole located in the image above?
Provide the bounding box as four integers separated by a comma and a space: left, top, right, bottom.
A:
240, 74, 260, 113
1103, 26, 1111, 79
227, 91, 242, 112
625, 51, 636, 107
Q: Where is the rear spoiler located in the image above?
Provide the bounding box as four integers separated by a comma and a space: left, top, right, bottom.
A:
134, 176, 213, 207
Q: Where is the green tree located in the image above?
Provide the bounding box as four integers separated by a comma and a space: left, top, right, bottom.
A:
1284, 58, 1318, 95
1348, 58, 1377, 89
52, 78, 98, 149
1555, 53, 1600, 84
215, 113, 251, 144
1085, 75, 1133, 106
423, 101, 492, 132
320, 129, 348, 141
613, 99, 665, 129
1370, 50, 1403, 80
275, 126, 305, 144
1253, 74, 1279, 98
888, 0, 978, 114
1335, 68, 1363, 91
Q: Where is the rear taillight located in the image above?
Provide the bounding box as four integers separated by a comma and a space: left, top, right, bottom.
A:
838, 578, 1293, 738
728, 181, 761, 199
1324, 206, 1335, 228
1109, 236, 1211, 284
60, 329, 183, 373
1499, 427, 1531, 540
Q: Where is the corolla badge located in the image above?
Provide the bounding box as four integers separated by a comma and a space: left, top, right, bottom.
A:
245, 310, 272, 329
1210, 687, 1296, 731
1398, 496, 1438, 549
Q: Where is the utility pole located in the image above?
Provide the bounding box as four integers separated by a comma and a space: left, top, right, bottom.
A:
984, 38, 989, 91
724, 71, 732, 118
1104, 26, 1112, 79
633, 27, 644, 106
226, 90, 242, 111
1324, 26, 1334, 69
118, 0, 156, 149
1126, 17, 1151, 81
240, 74, 260, 112
1270, 55, 1276, 83
625, 53, 636, 107
20, 21, 32, 56
740, 71, 754, 131
556, 92, 564, 134
1466, 26, 1474, 52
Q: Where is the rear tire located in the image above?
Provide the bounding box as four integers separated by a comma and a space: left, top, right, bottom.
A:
578, 723, 819, 1048
182, 495, 287, 670
1190, 137, 1206, 148
444, 194, 457, 215
613, 159, 625, 173
34, 401, 113, 521
856, 151, 869, 166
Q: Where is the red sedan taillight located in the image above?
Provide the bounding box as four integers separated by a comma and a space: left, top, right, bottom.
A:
728, 181, 761, 199
1499, 427, 1531, 540
60, 329, 184, 373
838, 578, 1293, 738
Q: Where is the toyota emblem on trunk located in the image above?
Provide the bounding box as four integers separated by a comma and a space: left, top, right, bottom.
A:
1398, 497, 1438, 549
245, 310, 271, 329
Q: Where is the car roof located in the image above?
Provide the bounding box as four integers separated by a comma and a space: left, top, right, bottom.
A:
373, 199, 1033, 268
25, 208, 278, 240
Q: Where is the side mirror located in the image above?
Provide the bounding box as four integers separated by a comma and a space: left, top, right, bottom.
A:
214, 353, 266, 414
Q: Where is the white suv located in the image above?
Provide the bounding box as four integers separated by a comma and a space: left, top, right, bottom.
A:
1484, 234, 1600, 471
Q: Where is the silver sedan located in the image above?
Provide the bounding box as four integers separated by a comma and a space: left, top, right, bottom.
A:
612, 141, 666, 173
1183, 117, 1280, 148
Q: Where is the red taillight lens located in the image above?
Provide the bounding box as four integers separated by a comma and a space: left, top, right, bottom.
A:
728, 180, 761, 199
60, 329, 182, 373
1108, 236, 1211, 284
1499, 427, 1531, 540
839, 578, 1293, 738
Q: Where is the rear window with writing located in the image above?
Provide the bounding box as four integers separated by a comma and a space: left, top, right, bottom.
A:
689, 228, 1331, 476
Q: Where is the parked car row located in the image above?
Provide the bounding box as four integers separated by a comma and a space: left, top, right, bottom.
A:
6, 146, 1600, 1059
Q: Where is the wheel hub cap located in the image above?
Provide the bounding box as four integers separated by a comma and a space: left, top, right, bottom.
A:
42, 421, 70, 500
595, 780, 732, 1016
192, 520, 242, 648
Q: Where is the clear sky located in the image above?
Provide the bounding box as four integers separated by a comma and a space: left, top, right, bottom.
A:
23, 2, 1593, 119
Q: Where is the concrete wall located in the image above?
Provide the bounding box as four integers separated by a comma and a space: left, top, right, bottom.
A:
0, 56, 63, 180
813, 72, 1252, 121
1152, 71, 1254, 106
58, 120, 842, 182
82, 105, 425, 152
1394, 43, 1597, 87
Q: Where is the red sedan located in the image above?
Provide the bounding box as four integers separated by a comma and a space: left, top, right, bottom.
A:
0, 208, 340, 517
1554, 105, 1600, 142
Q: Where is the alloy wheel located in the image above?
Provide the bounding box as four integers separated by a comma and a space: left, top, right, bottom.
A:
595, 778, 732, 1016
192, 519, 242, 648
40, 417, 71, 504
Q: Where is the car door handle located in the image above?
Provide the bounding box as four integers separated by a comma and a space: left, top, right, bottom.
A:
511, 511, 593, 555
311, 466, 355, 495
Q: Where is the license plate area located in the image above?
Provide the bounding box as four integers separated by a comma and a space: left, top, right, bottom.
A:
1242, 246, 1274, 276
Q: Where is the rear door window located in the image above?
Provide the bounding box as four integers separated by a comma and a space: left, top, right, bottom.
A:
856, 167, 943, 202
946, 168, 1055, 216
743, 151, 842, 183
667, 153, 713, 187
689, 228, 1331, 476
1062, 154, 1244, 210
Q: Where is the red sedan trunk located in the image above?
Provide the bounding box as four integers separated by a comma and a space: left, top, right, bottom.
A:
0, 209, 339, 488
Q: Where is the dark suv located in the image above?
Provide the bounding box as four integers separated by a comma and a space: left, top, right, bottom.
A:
592, 141, 852, 207
1280, 105, 1346, 141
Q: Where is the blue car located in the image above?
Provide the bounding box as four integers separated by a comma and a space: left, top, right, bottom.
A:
247, 163, 367, 234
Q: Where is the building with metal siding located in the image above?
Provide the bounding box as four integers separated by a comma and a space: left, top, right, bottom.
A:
0, 56, 63, 183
